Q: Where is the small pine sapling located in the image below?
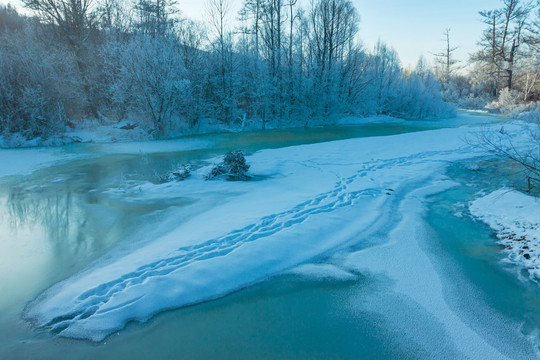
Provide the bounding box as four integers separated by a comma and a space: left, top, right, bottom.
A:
207, 150, 250, 181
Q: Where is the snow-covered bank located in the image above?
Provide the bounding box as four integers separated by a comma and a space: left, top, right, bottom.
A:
0, 111, 497, 150
470, 189, 540, 283
0, 120, 153, 149
0, 147, 70, 179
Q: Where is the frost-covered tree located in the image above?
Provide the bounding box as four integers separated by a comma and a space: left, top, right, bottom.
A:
0, 14, 77, 138
367, 41, 401, 114
134, 0, 179, 36
97, 0, 130, 33
0, 0, 457, 144
116, 35, 189, 137
305, 0, 360, 118
433, 29, 460, 85
471, 0, 534, 96
22, 0, 99, 116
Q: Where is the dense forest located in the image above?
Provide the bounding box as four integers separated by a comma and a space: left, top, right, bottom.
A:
0, 0, 539, 144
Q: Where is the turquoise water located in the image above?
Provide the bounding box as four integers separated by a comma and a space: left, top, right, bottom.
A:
424, 161, 540, 351
1, 115, 538, 359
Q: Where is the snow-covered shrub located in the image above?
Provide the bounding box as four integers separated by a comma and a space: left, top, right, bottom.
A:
385, 59, 456, 119
358, 50, 455, 119
490, 99, 540, 120
517, 106, 540, 123
207, 150, 250, 181
439, 76, 493, 110
170, 164, 192, 181
154, 164, 193, 183
455, 94, 492, 110
493, 88, 522, 109
17, 86, 67, 138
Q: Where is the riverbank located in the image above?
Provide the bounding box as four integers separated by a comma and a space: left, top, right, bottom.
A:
470, 189, 540, 284
0, 111, 501, 150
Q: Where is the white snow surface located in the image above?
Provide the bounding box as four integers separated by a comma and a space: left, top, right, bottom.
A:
287, 263, 357, 281
23, 124, 525, 343
65, 119, 151, 144
470, 189, 540, 282
0, 148, 68, 178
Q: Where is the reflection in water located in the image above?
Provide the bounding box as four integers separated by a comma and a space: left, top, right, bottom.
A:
2, 151, 181, 263
0, 149, 201, 314
0, 181, 126, 313
6, 184, 119, 261
9, 190, 76, 253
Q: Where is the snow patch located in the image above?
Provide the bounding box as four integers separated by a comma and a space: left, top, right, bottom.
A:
65, 119, 151, 144
0, 148, 68, 179
470, 189, 540, 283
287, 263, 357, 281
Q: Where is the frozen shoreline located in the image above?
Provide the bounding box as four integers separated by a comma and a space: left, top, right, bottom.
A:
0, 147, 70, 179
470, 189, 540, 283
0, 111, 503, 180
0, 110, 500, 150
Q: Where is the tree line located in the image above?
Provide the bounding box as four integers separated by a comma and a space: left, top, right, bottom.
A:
0, 0, 452, 141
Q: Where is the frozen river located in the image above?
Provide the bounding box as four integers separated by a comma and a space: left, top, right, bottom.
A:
1, 113, 539, 359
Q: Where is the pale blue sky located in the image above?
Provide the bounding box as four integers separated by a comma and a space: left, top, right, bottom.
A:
179, 0, 503, 68
353, 0, 502, 68
5, 0, 503, 67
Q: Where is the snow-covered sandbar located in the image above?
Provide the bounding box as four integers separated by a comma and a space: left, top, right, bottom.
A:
23, 123, 529, 344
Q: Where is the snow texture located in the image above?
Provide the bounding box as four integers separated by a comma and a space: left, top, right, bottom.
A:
470, 189, 540, 282
340, 181, 517, 359
287, 263, 357, 281
23, 125, 522, 343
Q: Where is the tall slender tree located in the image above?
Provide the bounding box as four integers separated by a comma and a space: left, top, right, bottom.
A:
433, 29, 460, 84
